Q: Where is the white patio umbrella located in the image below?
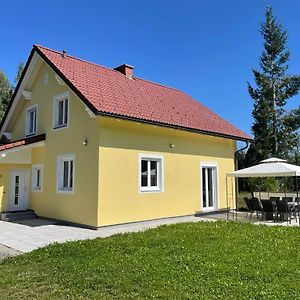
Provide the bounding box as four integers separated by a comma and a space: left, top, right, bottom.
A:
227, 157, 300, 178
226, 157, 300, 225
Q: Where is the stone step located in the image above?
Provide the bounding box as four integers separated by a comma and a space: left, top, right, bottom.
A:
0, 210, 37, 221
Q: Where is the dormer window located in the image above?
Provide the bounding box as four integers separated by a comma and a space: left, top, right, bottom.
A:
53, 92, 69, 129
25, 105, 37, 136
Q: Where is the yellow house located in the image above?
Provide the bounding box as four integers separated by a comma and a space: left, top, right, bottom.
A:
0, 45, 251, 228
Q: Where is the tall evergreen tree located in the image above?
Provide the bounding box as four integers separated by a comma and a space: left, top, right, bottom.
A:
246, 6, 300, 165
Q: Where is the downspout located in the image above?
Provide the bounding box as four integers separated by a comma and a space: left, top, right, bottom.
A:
234, 141, 250, 214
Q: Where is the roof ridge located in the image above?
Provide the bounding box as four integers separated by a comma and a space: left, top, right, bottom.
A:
34, 44, 184, 92
35, 44, 146, 79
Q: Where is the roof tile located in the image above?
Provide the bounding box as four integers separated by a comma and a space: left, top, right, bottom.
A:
35, 45, 251, 141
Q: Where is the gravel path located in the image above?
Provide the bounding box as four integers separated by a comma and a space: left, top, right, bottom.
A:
0, 244, 21, 261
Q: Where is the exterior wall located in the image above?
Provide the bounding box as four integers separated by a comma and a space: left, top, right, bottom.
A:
0, 58, 238, 228
98, 117, 236, 227
1, 62, 99, 227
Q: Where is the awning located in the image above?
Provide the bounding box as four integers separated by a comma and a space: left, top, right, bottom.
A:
0, 134, 46, 164
227, 157, 300, 178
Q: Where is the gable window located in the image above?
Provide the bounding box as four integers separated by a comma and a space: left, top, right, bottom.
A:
53, 92, 69, 129
32, 164, 43, 191
25, 105, 37, 136
139, 154, 163, 192
57, 154, 75, 193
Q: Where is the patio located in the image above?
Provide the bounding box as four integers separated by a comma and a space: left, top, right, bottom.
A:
226, 157, 300, 226
204, 210, 300, 226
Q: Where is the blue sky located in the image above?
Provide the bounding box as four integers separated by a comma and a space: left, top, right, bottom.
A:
1, 0, 300, 136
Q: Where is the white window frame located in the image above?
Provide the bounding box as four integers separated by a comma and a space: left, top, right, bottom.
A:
25, 104, 38, 136
53, 91, 69, 130
138, 154, 164, 193
56, 154, 75, 193
31, 164, 43, 192
200, 162, 219, 211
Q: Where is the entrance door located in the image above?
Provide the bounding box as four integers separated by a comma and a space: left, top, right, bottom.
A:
8, 170, 29, 211
202, 165, 218, 211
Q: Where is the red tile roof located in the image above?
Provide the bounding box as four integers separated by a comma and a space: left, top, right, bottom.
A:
34, 45, 251, 141
0, 134, 46, 152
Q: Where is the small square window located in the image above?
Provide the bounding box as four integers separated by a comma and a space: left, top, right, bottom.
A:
25, 105, 37, 136
53, 92, 69, 129
139, 155, 163, 192
32, 164, 43, 192
57, 154, 75, 193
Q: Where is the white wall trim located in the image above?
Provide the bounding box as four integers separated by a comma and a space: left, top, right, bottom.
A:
56, 153, 75, 194
54, 73, 66, 85
0, 52, 39, 137
25, 104, 38, 137
22, 90, 32, 100
52, 91, 70, 131
138, 153, 164, 193
200, 161, 219, 212
31, 164, 43, 192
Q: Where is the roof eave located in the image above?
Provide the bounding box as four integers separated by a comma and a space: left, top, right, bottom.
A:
96, 111, 253, 142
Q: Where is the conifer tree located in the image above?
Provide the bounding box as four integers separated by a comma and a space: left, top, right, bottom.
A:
246, 6, 300, 164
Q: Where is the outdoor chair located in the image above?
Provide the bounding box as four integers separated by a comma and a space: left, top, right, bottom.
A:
270, 196, 280, 204
250, 197, 263, 220
260, 199, 276, 222
276, 199, 292, 224
244, 197, 255, 218
282, 197, 293, 202
282, 197, 298, 220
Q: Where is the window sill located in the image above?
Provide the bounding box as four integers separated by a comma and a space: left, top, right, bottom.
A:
53, 124, 68, 130
56, 188, 74, 194
139, 188, 163, 193
25, 133, 37, 138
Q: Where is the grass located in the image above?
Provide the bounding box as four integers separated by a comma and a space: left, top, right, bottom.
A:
0, 221, 300, 299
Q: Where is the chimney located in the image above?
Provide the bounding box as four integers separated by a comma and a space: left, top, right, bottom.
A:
114, 64, 134, 79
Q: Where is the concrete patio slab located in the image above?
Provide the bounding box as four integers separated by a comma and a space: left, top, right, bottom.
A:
0, 215, 214, 253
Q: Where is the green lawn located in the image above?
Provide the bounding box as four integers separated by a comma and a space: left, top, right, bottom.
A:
0, 221, 299, 299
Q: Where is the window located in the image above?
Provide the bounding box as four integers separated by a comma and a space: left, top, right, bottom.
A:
139, 154, 163, 192
25, 105, 37, 136
57, 154, 75, 193
32, 164, 43, 191
53, 92, 69, 129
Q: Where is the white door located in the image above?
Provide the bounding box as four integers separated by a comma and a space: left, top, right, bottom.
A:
8, 170, 29, 211
202, 166, 217, 211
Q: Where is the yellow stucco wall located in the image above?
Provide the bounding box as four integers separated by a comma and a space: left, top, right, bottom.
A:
1, 61, 100, 227
98, 117, 236, 226
0, 56, 237, 228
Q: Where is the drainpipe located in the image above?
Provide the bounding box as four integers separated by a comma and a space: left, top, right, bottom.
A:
234, 141, 249, 214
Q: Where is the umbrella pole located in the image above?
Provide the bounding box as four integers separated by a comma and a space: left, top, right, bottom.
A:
234, 177, 237, 221
226, 176, 229, 221
296, 176, 300, 226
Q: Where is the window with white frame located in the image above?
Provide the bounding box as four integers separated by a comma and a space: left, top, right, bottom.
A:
57, 154, 75, 192
53, 92, 69, 129
32, 164, 43, 191
25, 105, 37, 136
139, 154, 163, 192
